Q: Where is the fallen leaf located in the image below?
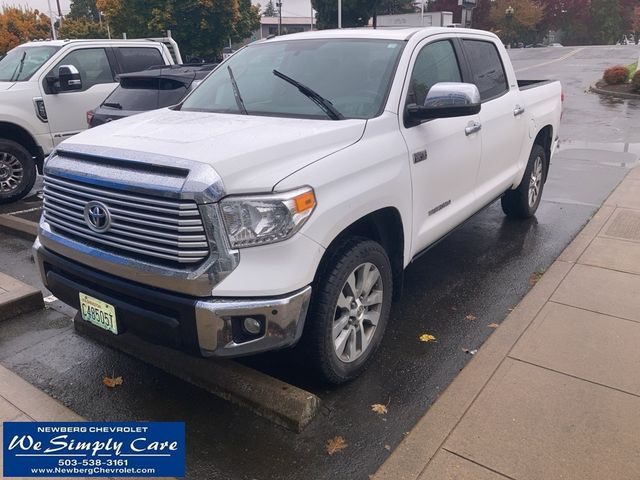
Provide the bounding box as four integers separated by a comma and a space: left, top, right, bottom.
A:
461, 348, 478, 355
371, 403, 388, 415
326, 436, 347, 455
465, 314, 477, 321
487, 323, 499, 329
102, 376, 123, 388
529, 269, 545, 285
419, 333, 436, 343
384, 444, 391, 451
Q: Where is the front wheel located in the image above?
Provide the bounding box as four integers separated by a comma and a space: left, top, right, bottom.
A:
302, 237, 393, 384
0, 139, 37, 204
501, 143, 546, 219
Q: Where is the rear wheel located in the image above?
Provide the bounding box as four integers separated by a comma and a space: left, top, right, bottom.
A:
501, 143, 546, 219
302, 237, 393, 384
0, 139, 37, 204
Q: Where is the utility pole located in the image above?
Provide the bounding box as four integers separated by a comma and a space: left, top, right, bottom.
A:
277, 1, 282, 35
46, 0, 57, 40
338, 0, 342, 28
55, 0, 62, 17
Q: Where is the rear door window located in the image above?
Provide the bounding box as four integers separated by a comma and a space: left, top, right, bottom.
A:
116, 47, 164, 73
103, 79, 159, 111
462, 40, 508, 101
158, 79, 188, 107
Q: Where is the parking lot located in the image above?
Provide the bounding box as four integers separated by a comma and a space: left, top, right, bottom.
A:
1, 44, 639, 480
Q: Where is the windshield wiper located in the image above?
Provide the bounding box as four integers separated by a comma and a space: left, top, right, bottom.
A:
272, 69, 343, 120
102, 102, 123, 109
227, 66, 248, 115
10, 51, 26, 82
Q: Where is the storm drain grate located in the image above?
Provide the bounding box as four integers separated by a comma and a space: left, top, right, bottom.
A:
605, 210, 640, 242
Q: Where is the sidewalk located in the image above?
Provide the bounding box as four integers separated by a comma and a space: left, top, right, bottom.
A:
375, 167, 640, 480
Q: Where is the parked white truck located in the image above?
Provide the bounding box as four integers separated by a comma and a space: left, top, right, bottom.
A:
0, 39, 177, 203
34, 28, 562, 383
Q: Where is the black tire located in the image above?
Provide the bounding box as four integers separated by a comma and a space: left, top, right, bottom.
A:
0, 139, 37, 204
301, 237, 393, 384
501, 143, 546, 219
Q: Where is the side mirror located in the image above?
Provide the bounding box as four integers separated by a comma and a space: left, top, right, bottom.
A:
58, 65, 82, 92
407, 82, 481, 122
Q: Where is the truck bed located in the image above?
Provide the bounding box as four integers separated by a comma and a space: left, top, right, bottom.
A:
517, 79, 556, 90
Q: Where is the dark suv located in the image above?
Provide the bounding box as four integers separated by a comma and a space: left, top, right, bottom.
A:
87, 64, 216, 127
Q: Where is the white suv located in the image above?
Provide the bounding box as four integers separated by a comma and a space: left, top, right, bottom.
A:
0, 39, 176, 203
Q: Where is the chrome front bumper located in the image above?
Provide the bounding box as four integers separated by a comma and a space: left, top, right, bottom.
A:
34, 239, 311, 357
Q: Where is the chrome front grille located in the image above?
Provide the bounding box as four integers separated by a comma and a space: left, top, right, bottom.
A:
42, 174, 210, 264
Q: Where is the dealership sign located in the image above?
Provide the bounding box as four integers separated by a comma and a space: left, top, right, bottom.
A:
3, 422, 185, 477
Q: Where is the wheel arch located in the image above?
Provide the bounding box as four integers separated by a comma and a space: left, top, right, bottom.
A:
0, 121, 44, 172
533, 125, 553, 182
315, 207, 405, 301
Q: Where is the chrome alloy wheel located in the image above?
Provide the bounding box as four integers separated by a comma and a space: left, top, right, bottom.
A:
0, 152, 24, 193
528, 155, 543, 207
332, 262, 384, 363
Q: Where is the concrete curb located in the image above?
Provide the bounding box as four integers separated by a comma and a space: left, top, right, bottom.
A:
0, 272, 43, 321
0, 213, 38, 238
74, 315, 321, 433
590, 81, 640, 100
373, 171, 631, 480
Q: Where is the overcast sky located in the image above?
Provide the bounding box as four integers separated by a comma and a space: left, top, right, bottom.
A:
4, 0, 313, 17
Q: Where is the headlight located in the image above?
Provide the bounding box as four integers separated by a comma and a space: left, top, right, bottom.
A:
220, 187, 316, 248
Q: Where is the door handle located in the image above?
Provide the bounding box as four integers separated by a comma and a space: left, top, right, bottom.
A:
513, 104, 525, 116
465, 121, 482, 136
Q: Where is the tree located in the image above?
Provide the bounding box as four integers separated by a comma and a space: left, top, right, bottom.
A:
264, 0, 277, 16
312, 0, 374, 28
375, 0, 417, 15
540, 0, 591, 45
0, 7, 52, 55
59, 17, 108, 38
232, 0, 261, 42
489, 0, 544, 45
590, 0, 623, 43
96, 0, 242, 59
68, 0, 101, 22
427, 0, 462, 23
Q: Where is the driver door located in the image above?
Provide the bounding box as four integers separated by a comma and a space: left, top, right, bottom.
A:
399, 37, 482, 255
39, 47, 118, 146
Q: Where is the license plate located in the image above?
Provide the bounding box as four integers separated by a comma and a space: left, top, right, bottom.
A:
79, 292, 118, 334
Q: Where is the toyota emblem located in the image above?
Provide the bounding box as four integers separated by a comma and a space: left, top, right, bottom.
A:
83, 201, 112, 233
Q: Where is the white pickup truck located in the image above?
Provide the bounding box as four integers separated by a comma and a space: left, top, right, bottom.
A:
34, 28, 562, 383
0, 39, 177, 203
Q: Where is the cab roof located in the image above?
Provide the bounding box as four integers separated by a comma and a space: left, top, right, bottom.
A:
264, 27, 495, 42
19, 39, 162, 47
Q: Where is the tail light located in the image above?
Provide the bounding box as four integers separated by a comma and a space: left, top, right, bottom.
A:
560, 88, 564, 120
86, 110, 95, 126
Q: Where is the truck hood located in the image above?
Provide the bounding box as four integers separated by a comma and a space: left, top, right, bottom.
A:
61, 108, 367, 194
0, 81, 16, 91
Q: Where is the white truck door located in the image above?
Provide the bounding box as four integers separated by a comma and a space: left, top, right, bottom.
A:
39, 47, 117, 146
461, 38, 527, 205
400, 38, 482, 254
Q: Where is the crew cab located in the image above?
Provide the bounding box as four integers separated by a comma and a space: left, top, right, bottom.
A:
34, 28, 562, 383
0, 38, 178, 203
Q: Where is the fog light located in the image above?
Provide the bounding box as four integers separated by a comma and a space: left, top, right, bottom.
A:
243, 317, 262, 335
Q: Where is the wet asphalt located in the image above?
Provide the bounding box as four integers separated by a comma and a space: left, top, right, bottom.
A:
1, 44, 639, 480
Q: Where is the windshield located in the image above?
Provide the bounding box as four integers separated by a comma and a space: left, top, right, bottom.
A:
0, 46, 60, 82
181, 39, 404, 120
